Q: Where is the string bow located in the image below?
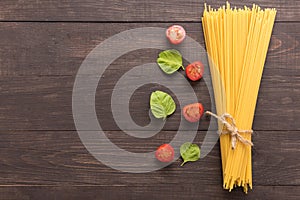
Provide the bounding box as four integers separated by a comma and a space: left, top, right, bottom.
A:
206, 111, 253, 149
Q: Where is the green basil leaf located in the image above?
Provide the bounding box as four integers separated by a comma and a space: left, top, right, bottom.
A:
150, 90, 176, 120
157, 49, 184, 74
180, 142, 200, 166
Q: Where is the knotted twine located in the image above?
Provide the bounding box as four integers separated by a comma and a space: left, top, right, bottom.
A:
206, 111, 253, 149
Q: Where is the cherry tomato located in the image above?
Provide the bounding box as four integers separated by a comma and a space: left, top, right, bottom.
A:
166, 25, 186, 44
155, 144, 175, 163
183, 103, 204, 123
185, 61, 204, 81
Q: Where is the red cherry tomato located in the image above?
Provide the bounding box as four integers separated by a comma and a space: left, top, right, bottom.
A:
155, 144, 174, 163
185, 61, 204, 81
166, 25, 186, 44
183, 103, 204, 123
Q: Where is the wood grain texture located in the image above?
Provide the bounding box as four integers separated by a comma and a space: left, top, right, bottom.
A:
0, 0, 298, 22
0, 22, 299, 77
0, 0, 299, 198
0, 186, 299, 200
0, 75, 299, 131
0, 130, 299, 186
0, 23, 299, 131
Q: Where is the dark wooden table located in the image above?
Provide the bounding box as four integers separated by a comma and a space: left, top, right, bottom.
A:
0, 0, 299, 199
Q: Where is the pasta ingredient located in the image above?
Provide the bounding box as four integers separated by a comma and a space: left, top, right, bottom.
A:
157, 49, 184, 74
150, 90, 176, 120
185, 61, 204, 81
180, 142, 200, 166
155, 144, 175, 162
182, 103, 204, 123
166, 25, 186, 44
202, 2, 276, 193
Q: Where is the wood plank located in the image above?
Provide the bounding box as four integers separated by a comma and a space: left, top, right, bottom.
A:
0, 130, 298, 186
0, 0, 298, 22
0, 1, 298, 199
0, 185, 299, 200
0, 22, 299, 131
0, 22, 299, 77
0, 75, 299, 131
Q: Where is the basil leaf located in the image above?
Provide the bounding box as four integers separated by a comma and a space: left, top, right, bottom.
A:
180, 142, 200, 166
150, 90, 176, 120
157, 49, 184, 74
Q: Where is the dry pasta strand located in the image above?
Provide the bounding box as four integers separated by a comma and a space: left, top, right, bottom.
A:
202, 2, 276, 193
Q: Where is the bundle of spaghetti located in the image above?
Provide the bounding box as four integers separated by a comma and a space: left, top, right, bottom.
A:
202, 2, 276, 193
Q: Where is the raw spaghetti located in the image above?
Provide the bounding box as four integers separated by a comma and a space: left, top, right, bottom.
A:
202, 2, 276, 193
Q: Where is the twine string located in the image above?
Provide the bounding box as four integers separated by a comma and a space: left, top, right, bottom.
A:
206, 111, 253, 149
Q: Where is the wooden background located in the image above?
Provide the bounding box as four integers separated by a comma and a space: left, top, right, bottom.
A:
0, 0, 299, 199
